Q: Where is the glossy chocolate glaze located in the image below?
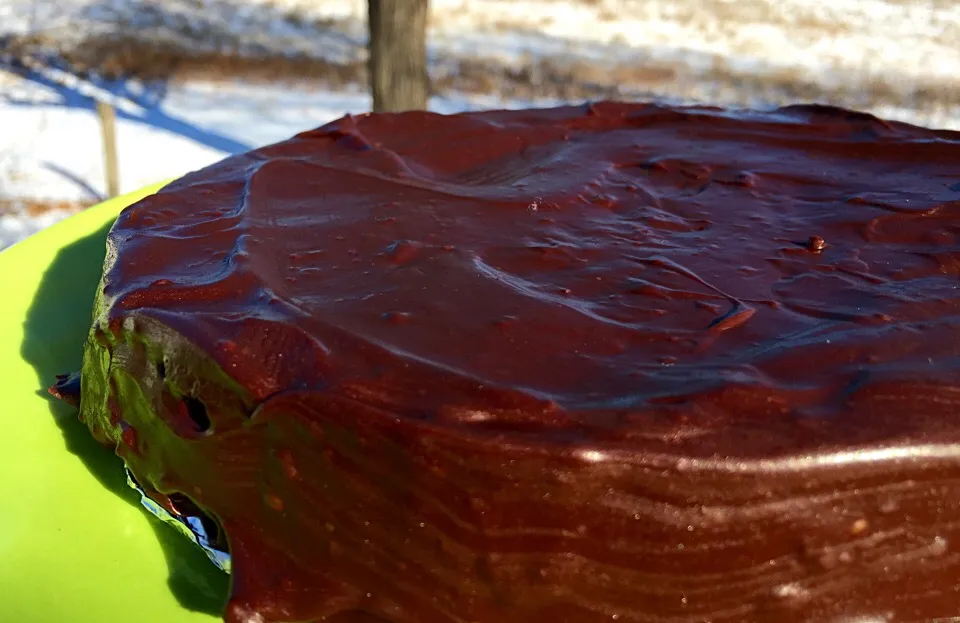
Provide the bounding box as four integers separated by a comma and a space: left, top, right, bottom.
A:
75, 103, 960, 623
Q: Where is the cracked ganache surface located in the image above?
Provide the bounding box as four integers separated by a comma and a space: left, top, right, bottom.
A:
72, 102, 960, 623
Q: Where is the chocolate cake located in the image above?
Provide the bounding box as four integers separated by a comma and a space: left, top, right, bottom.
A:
59, 102, 960, 623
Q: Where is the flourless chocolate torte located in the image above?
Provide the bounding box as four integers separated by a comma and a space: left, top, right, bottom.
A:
57, 102, 960, 622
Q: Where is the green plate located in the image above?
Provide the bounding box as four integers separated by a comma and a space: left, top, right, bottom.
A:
0, 186, 228, 622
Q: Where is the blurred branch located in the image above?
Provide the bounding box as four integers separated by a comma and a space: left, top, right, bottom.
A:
95, 100, 120, 198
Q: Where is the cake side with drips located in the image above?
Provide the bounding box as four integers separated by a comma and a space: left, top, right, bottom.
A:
74, 102, 960, 623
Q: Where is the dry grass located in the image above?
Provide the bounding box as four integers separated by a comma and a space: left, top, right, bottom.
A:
0, 197, 91, 216
66, 35, 365, 86
5, 29, 957, 119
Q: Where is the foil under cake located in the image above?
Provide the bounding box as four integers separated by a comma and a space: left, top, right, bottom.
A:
124, 468, 232, 573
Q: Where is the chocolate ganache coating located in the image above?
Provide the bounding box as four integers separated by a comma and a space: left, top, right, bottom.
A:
77, 102, 960, 623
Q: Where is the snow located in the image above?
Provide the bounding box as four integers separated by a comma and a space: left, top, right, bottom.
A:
0, 71, 553, 204
0, 204, 80, 251
0, 69, 558, 251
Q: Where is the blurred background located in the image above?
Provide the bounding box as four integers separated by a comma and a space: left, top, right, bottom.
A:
1, 0, 958, 250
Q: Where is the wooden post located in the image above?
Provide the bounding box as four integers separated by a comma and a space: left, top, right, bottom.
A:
96, 100, 120, 198
367, 0, 430, 113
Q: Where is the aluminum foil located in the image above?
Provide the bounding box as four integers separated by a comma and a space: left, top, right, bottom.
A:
125, 468, 232, 573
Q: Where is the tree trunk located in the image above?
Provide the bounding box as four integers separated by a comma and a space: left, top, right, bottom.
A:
367, 0, 430, 113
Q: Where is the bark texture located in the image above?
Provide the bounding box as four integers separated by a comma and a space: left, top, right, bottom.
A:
367, 0, 430, 112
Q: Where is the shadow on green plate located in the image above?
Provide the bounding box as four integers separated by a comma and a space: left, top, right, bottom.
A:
19, 219, 230, 616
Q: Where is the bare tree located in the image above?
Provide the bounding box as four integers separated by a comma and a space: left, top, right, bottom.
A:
367, 0, 430, 113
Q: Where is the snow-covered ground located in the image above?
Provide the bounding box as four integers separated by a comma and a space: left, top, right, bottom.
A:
0, 201, 82, 250
0, 73, 533, 202
0, 71, 554, 250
